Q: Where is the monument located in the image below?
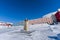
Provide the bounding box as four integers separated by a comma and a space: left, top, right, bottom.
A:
24, 18, 29, 31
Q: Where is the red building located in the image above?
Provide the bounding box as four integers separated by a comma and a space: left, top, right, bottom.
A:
55, 9, 60, 22
0, 21, 13, 27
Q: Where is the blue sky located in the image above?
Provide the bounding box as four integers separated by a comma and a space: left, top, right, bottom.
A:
0, 0, 60, 23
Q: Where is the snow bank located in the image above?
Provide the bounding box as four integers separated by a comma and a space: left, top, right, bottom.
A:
43, 11, 57, 18
29, 23, 50, 31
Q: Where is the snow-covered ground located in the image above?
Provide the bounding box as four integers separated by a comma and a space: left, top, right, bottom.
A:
0, 23, 60, 40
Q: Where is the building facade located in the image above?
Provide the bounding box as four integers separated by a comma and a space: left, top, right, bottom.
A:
29, 17, 53, 25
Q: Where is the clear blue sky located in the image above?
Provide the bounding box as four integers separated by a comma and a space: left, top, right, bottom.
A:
0, 0, 60, 23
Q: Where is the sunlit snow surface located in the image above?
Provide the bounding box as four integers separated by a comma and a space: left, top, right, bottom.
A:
0, 23, 60, 40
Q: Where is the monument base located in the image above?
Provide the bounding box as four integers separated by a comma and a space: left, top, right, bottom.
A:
21, 29, 35, 33
20, 29, 35, 36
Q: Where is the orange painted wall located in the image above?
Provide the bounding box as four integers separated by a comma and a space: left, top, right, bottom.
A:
29, 17, 53, 25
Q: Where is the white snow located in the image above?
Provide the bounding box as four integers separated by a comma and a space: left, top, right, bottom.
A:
0, 23, 60, 40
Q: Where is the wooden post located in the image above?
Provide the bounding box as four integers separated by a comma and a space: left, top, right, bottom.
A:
24, 18, 28, 31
